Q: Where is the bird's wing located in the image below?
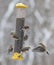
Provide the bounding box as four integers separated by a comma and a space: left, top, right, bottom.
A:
32, 46, 45, 52
39, 43, 46, 49
21, 47, 30, 52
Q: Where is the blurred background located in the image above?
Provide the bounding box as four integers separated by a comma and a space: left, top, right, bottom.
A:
0, 0, 54, 65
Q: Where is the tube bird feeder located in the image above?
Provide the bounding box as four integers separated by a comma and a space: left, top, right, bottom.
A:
12, 3, 28, 60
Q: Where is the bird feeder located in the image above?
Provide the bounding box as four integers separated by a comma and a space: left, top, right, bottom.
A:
12, 3, 28, 60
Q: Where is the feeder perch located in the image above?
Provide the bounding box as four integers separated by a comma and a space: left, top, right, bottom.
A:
12, 3, 28, 60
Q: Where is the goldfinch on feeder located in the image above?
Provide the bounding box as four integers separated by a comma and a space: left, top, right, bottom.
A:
12, 52, 24, 60
11, 46, 30, 60
21, 47, 30, 53
8, 45, 13, 53
23, 26, 29, 29
10, 32, 19, 40
21, 26, 29, 31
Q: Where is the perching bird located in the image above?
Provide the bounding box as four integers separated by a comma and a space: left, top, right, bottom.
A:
23, 26, 29, 29
10, 32, 19, 40
21, 26, 29, 31
32, 43, 49, 55
24, 35, 28, 41
21, 47, 30, 53
8, 45, 13, 53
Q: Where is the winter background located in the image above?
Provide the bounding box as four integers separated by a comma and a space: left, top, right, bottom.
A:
0, 0, 54, 65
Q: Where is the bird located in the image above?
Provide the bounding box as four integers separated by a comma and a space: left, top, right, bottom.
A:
32, 43, 49, 55
23, 26, 29, 29
21, 47, 31, 53
10, 32, 19, 40
24, 35, 28, 41
21, 26, 29, 31
12, 52, 24, 60
8, 45, 13, 53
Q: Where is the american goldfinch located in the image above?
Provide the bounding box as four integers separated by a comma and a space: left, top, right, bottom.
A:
12, 52, 24, 60
21, 47, 30, 53
32, 43, 49, 55
23, 26, 29, 29
21, 26, 29, 31
10, 32, 19, 40
8, 45, 13, 53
